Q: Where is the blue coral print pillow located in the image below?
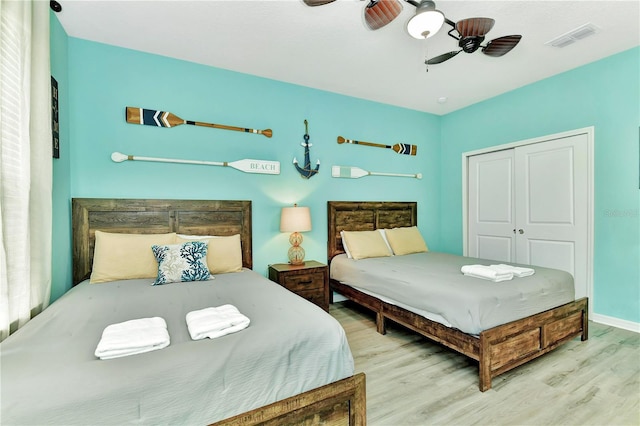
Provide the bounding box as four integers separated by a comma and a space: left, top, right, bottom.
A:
151, 241, 211, 285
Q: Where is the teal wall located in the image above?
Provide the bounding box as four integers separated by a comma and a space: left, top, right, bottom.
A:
440, 47, 640, 323
50, 35, 440, 299
49, 13, 639, 325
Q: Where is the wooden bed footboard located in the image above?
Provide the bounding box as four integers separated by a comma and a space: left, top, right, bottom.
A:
479, 297, 588, 391
213, 373, 366, 425
332, 277, 588, 392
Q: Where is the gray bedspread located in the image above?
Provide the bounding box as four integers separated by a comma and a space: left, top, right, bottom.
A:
1, 270, 354, 425
330, 252, 574, 335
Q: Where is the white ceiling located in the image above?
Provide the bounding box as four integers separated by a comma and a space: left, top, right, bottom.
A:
54, 0, 640, 115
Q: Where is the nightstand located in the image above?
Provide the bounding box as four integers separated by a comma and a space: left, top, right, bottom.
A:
268, 260, 329, 311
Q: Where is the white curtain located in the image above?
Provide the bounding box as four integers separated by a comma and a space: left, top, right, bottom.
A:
0, 0, 52, 342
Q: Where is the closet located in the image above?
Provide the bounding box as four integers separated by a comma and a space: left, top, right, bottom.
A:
467, 131, 590, 299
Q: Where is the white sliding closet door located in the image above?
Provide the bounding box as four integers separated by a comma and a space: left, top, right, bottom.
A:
514, 134, 588, 298
468, 149, 516, 262
467, 133, 589, 299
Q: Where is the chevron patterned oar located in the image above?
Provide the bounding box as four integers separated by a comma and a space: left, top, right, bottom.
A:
126, 107, 272, 138
337, 136, 417, 156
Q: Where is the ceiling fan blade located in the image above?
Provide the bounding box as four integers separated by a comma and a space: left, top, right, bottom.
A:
456, 17, 495, 38
302, 0, 336, 6
482, 35, 522, 57
425, 50, 461, 65
364, 0, 403, 30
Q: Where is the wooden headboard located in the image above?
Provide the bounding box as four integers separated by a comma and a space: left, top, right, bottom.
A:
72, 198, 252, 285
327, 201, 417, 262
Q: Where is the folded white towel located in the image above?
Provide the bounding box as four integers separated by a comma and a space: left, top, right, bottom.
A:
186, 305, 250, 340
95, 317, 170, 360
490, 264, 535, 277
461, 265, 514, 282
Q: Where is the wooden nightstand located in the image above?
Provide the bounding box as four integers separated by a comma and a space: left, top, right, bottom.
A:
268, 260, 329, 311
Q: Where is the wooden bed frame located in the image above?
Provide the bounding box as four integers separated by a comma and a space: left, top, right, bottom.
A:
327, 201, 588, 392
71, 198, 366, 425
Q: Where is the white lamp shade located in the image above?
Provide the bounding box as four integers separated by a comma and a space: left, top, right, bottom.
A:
407, 9, 445, 39
280, 206, 312, 233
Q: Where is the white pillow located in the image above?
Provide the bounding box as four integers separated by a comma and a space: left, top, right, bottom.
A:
378, 229, 394, 255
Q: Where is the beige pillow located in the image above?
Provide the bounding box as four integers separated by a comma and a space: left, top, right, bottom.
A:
341, 230, 392, 260
341, 229, 391, 259
90, 231, 176, 283
385, 226, 428, 255
176, 234, 243, 274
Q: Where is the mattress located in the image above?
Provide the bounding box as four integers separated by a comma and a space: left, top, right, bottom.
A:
1, 269, 354, 425
330, 252, 575, 335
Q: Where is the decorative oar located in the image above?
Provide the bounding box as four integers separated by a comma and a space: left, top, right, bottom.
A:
111, 152, 280, 175
125, 107, 273, 138
332, 165, 422, 179
337, 136, 417, 156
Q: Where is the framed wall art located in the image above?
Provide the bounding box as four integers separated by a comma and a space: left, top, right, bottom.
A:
51, 76, 59, 159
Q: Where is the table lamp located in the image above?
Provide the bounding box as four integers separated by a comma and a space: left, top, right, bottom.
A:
280, 204, 311, 265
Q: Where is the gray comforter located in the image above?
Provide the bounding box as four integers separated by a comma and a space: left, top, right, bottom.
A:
330, 252, 574, 335
1, 270, 354, 425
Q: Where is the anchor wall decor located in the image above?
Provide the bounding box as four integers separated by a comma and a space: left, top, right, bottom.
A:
293, 119, 320, 179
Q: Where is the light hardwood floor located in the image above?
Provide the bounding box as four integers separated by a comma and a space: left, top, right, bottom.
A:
330, 301, 640, 426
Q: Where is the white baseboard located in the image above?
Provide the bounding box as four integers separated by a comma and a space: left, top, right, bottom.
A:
592, 313, 640, 333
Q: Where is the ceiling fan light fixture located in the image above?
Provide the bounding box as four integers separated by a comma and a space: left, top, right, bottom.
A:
406, 0, 444, 39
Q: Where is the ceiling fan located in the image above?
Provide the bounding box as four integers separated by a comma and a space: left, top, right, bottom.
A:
302, 0, 522, 65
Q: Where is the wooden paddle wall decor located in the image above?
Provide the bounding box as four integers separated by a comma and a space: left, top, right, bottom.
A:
337, 136, 417, 156
111, 152, 280, 175
331, 165, 421, 179
126, 107, 272, 138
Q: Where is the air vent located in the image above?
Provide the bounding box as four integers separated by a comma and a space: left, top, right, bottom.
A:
545, 23, 600, 48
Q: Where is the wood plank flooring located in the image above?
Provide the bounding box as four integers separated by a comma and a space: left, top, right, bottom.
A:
330, 301, 640, 426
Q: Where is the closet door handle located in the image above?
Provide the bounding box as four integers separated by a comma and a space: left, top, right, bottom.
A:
513, 229, 516, 234
518, 229, 524, 234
